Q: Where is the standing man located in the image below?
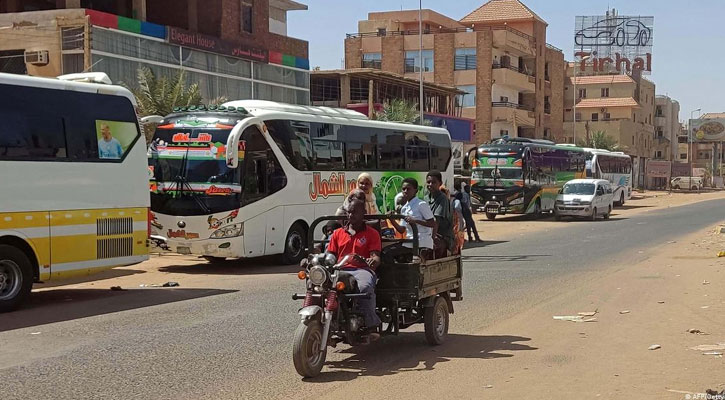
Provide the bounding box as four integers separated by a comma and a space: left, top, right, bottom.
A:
326, 199, 382, 337
98, 123, 123, 159
425, 171, 454, 258
387, 178, 436, 260
456, 182, 481, 242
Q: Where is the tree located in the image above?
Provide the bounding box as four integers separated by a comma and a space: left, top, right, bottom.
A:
375, 99, 431, 125
577, 130, 619, 151
125, 67, 203, 141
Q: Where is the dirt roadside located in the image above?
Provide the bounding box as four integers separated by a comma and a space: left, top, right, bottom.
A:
316, 223, 725, 400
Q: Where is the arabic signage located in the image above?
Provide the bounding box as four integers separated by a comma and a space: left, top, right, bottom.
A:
645, 160, 671, 178
574, 14, 654, 74
689, 119, 725, 142
168, 27, 268, 63
308, 172, 358, 201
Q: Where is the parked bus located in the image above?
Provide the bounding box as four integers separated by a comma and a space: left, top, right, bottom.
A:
586, 150, 632, 206
465, 138, 587, 220
148, 100, 453, 264
0, 72, 150, 312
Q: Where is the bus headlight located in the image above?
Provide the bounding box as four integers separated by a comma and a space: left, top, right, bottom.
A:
509, 197, 524, 205
210, 223, 244, 239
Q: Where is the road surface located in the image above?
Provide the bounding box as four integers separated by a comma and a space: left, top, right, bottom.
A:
1, 198, 723, 399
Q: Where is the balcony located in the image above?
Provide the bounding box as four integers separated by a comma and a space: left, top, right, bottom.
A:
492, 102, 535, 127
491, 63, 535, 92
492, 28, 535, 57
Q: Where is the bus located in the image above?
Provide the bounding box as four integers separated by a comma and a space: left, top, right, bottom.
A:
465, 138, 587, 220
148, 100, 453, 264
0, 73, 150, 312
586, 150, 632, 206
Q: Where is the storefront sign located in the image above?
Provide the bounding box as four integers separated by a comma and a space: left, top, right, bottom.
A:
575, 14, 654, 74
645, 160, 671, 178
689, 118, 725, 142
168, 27, 268, 63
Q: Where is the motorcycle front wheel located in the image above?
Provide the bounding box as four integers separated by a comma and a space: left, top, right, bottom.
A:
293, 320, 327, 378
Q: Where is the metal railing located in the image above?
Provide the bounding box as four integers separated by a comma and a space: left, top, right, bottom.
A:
346, 25, 533, 41
546, 43, 563, 52
491, 63, 535, 77
491, 102, 534, 111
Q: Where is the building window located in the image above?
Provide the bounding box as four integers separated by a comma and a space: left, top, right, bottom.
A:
603, 112, 611, 120
656, 106, 663, 116
656, 128, 663, 137
578, 88, 586, 99
601, 88, 609, 97
544, 96, 550, 114
500, 130, 509, 136
499, 96, 509, 103
655, 150, 663, 159
543, 128, 550, 138
680, 154, 687, 160
544, 62, 550, 80
377, 28, 386, 36
404, 50, 433, 73
241, 0, 253, 34
591, 113, 598, 121
454, 48, 476, 70
362, 53, 381, 69
456, 85, 476, 108
575, 112, 581, 121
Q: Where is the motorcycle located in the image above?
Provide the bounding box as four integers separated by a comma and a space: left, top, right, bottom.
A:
292, 252, 373, 378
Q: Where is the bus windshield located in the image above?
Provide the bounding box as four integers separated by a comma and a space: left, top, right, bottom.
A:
148, 128, 243, 216
562, 183, 595, 195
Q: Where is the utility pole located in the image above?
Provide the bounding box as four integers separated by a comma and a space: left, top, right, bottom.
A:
418, 0, 424, 125
689, 108, 701, 191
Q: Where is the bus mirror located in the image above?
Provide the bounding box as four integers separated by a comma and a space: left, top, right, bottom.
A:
225, 121, 247, 169
463, 155, 470, 170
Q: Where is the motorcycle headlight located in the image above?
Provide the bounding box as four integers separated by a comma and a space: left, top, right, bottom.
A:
308, 265, 328, 286
509, 197, 524, 205
210, 222, 244, 239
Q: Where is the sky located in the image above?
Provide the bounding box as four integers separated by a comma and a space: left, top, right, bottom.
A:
288, 0, 725, 123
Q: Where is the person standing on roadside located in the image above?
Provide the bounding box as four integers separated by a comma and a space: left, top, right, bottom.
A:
456, 182, 481, 242
425, 170, 453, 258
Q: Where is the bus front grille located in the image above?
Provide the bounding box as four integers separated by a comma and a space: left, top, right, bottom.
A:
97, 237, 133, 259
97, 217, 133, 236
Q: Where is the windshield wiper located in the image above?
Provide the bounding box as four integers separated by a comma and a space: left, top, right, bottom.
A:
172, 146, 211, 215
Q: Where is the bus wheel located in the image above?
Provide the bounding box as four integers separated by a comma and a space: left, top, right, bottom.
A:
0, 245, 33, 313
615, 192, 624, 206
485, 213, 496, 221
283, 222, 307, 265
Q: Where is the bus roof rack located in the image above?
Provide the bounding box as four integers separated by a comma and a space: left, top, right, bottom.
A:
222, 100, 370, 120
494, 137, 555, 145
57, 72, 112, 85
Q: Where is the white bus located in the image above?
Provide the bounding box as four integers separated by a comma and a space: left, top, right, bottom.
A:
587, 149, 632, 206
0, 73, 150, 312
148, 100, 453, 264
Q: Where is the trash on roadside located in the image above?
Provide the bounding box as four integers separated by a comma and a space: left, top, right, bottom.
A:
553, 315, 597, 322
483, 385, 493, 389
162, 281, 180, 287
657, 301, 665, 304
577, 310, 598, 317
648, 344, 661, 350
30, 332, 41, 335
701, 306, 710, 309
702, 352, 723, 356
619, 310, 630, 314
687, 329, 708, 335
110, 286, 125, 291
703, 280, 711, 285
690, 343, 725, 352
718, 251, 725, 257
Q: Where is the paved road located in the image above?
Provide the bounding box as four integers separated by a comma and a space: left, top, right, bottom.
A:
1, 199, 723, 399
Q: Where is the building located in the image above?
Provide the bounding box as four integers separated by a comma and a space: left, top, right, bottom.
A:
343, 0, 565, 144
563, 68, 656, 187
654, 95, 680, 161
0, 0, 311, 104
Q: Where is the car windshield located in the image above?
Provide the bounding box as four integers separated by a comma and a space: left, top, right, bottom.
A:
562, 183, 595, 195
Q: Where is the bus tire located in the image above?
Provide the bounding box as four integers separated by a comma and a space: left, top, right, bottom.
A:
282, 222, 307, 265
615, 192, 625, 207
485, 212, 496, 221
0, 245, 33, 313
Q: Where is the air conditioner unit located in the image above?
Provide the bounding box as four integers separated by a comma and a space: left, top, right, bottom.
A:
24, 50, 49, 65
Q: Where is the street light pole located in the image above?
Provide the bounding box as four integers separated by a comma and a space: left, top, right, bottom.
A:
418, 0, 424, 125
689, 108, 701, 191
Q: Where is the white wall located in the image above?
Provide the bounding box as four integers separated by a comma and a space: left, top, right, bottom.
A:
491, 84, 519, 103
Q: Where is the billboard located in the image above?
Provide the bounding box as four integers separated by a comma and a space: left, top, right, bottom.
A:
574, 13, 654, 74
689, 119, 725, 142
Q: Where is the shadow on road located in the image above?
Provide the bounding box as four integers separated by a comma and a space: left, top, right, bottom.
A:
462, 254, 551, 263
463, 240, 508, 249
158, 255, 300, 276
34, 268, 147, 289
2, 287, 236, 332
617, 204, 653, 210
308, 333, 536, 381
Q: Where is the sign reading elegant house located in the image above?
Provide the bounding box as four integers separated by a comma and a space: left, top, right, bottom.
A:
168, 27, 268, 63
574, 13, 654, 74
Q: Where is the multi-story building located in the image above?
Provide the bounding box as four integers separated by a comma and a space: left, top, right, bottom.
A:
343, 0, 565, 144
654, 95, 681, 161
563, 67, 656, 187
0, 0, 310, 104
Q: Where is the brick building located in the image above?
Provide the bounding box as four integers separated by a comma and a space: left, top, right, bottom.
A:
654, 95, 681, 161
0, 0, 310, 104
343, 0, 565, 144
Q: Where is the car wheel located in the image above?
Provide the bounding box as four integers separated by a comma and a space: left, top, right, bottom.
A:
604, 206, 611, 220
691, 185, 698, 190
591, 207, 597, 221
282, 222, 307, 265
424, 296, 449, 345
0, 245, 34, 313
485, 212, 496, 221
673, 185, 680, 190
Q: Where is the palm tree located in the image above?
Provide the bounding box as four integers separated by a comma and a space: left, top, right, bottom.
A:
577, 130, 619, 151
124, 67, 203, 142
375, 99, 431, 125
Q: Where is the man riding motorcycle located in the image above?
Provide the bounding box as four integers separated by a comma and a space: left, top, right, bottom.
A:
325, 198, 382, 338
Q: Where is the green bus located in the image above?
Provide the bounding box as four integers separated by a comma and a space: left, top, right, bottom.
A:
464, 138, 588, 220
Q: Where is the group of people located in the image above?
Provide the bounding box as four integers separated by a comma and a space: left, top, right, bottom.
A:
314, 171, 482, 341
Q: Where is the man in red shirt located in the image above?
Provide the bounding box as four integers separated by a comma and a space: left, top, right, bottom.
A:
327, 199, 382, 332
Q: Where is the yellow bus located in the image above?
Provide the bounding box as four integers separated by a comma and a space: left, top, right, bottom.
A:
0, 72, 150, 312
